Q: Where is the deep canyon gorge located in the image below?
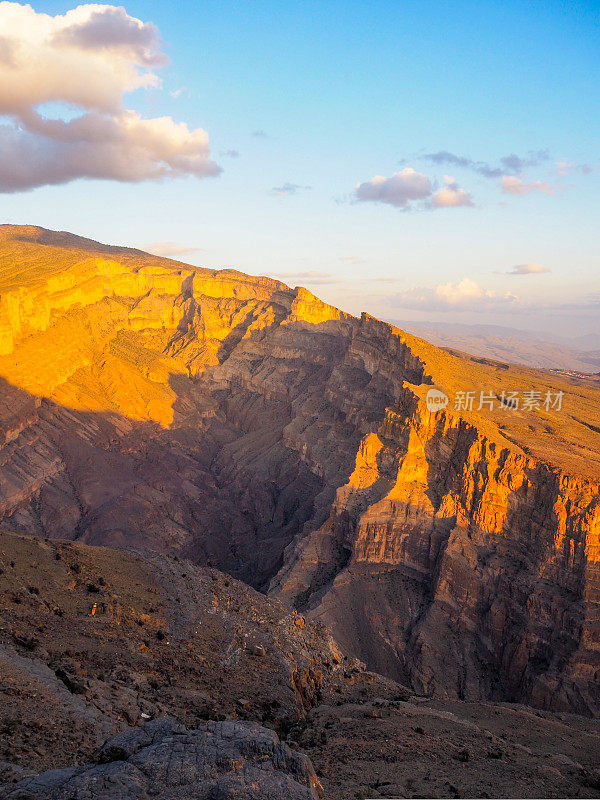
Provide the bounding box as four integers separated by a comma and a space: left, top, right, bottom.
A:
1, 223, 600, 722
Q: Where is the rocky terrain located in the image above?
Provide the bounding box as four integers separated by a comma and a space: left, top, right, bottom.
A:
0, 717, 322, 800
3, 532, 600, 799
0, 531, 400, 775
0, 224, 599, 720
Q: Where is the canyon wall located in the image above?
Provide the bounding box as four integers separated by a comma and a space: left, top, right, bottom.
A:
1, 225, 599, 714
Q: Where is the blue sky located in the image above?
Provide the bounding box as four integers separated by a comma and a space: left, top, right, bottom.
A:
1, 0, 598, 335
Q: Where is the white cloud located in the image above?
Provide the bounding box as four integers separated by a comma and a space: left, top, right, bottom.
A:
354, 168, 432, 208
0, 2, 220, 192
392, 278, 519, 312
431, 176, 473, 207
144, 241, 203, 258
354, 168, 474, 210
506, 263, 551, 275
501, 175, 555, 196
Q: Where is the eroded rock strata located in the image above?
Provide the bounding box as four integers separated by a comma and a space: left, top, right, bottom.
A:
1, 224, 599, 715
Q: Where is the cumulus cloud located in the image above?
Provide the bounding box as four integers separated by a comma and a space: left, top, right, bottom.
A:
354, 168, 474, 211
271, 182, 311, 196
0, 2, 220, 192
423, 149, 549, 178
501, 175, 555, 196
354, 168, 431, 208
144, 241, 204, 258
392, 278, 519, 312
431, 176, 473, 207
505, 263, 551, 275
51, 5, 167, 64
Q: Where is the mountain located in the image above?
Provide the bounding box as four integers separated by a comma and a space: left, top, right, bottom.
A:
392, 320, 600, 373
1, 225, 600, 718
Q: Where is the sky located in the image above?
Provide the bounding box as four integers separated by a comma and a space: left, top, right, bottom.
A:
1, 0, 598, 337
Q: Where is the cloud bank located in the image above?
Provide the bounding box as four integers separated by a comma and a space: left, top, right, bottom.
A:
423, 149, 549, 179
0, 2, 221, 192
392, 277, 519, 312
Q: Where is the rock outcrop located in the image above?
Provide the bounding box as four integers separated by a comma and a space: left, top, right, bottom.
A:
1, 532, 400, 775
0, 717, 322, 799
1, 224, 599, 716
3, 534, 600, 800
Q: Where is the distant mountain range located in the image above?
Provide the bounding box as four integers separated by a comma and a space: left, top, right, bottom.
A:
391, 320, 600, 372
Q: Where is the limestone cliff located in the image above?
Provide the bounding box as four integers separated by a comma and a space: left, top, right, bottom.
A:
1, 224, 599, 715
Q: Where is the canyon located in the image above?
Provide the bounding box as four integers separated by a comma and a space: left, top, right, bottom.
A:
1, 223, 600, 723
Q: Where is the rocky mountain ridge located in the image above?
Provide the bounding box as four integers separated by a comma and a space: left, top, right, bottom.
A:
0, 224, 599, 715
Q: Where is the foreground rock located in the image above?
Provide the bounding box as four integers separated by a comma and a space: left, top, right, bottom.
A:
0, 717, 322, 799
0, 532, 405, 775
3, 534, 600, 798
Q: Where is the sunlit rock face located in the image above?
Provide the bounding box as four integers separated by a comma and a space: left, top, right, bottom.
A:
1, 224, 600, 715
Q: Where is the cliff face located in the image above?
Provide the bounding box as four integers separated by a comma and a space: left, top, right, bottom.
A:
275, 381, 600, 714
1, 225, 599, 715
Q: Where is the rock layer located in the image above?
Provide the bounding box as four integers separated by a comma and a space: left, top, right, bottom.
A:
1, 225, 599, 715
